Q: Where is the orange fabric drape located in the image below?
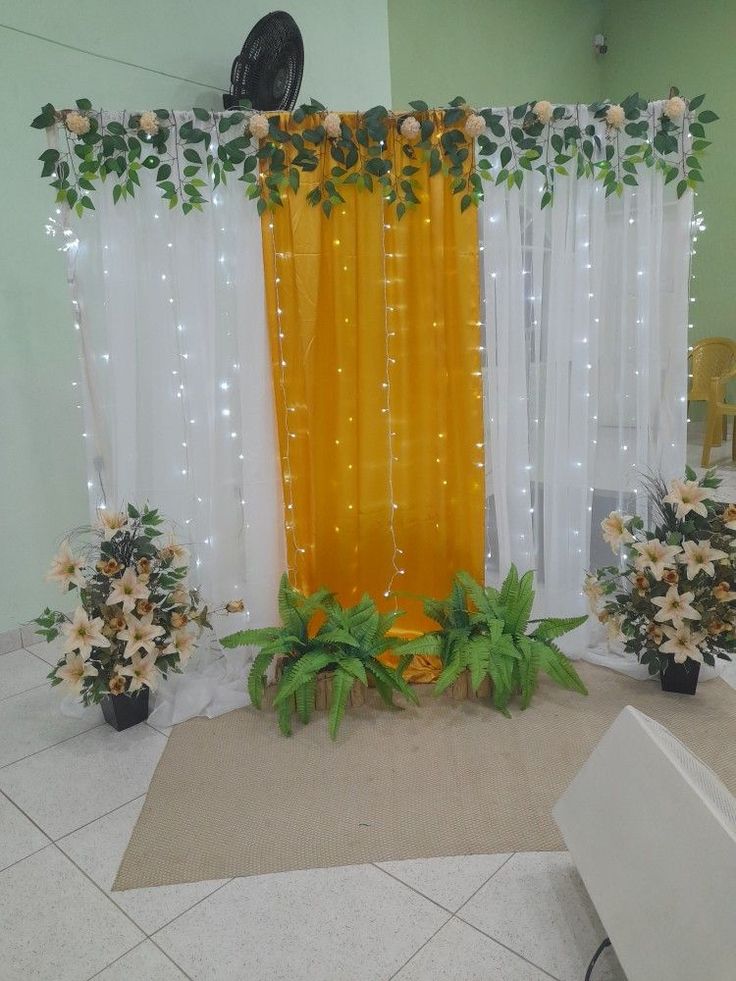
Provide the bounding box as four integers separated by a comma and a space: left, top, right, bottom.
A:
261, 114, 484, 678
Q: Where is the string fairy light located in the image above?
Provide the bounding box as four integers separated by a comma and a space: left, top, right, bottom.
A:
685, 210, 706, 421
267, 219, 306, 570
380, 214, 404, 600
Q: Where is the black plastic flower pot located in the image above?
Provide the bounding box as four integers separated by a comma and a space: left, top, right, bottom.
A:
660, 659, 700, 695
101, 689, 150, 730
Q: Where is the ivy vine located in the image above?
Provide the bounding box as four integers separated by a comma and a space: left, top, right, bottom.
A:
32, 90, 717, 219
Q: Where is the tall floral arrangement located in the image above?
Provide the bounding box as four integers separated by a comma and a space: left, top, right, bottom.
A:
36, 504, 237, 704
586, 469, 735, 674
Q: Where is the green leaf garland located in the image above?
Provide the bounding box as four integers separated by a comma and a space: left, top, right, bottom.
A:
33, 92, 717, 219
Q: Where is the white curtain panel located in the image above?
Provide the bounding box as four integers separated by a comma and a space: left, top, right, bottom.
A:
479, 102, 693, 667
62, 112, 285, 722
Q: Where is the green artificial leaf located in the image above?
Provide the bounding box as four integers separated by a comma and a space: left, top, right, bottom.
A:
328, 668, 354, 739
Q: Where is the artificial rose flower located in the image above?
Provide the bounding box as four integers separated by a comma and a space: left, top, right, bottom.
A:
605, 104, 625, 130
136, 557, 152, 576
170, 611, 188, 629
660, 624, 705, 663
139, 110, 159, 136
631, 573, 650, 592
106, 613, 126, 633
662, 568, 679, 586
663, 96, 687, 120
713, 580, 736, 603
117, 612, 165, 659
163, 629, 196, 664
170, 586, 189, 606
97, 558, 122, 577
249, 113, 270, 140
533, 100, 554, 125
651, 585, 701, 629
108, 674, 127, 695
646, 622, 664, 645
47, 541, 86, 590
464, 113, 486, 139
707, 619, 729, 636
601, 511, 634, 553
107, 568, 150, 614
159, 536, 189, 568
55, 651, 98, 693
722, 503, 736, 530
399, 115, 421, 140
605, 614, 624, 643
136, 599, 155, 616
632, 539, 681, 580
226, 599, 245, 613
662, 479, 708, 520
98, 510, 128, 540
65, 111, 90, 136
323, 112, 342, 138
62, 607, 111, 658
121, 650, 161, 692
679, 539, 728, 580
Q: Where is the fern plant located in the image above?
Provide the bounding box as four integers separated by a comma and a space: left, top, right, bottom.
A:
399, 567, 588, 715
221, 576, 417, 738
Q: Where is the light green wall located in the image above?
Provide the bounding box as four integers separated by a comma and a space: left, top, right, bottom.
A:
389, 0, 606, 107
601, 0, 735, 349
0, 3, 391, 634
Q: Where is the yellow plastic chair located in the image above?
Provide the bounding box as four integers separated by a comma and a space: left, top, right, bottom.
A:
702, 365, 736, 466
689, 338, 736, 461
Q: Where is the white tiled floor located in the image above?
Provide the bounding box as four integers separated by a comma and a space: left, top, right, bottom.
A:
0, 636, 629, 981
0, 439, 732, 979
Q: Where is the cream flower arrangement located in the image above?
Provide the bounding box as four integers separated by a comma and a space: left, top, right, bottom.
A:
323, 111, 342, 139
533, 100, 554, 125
248, 112, 270, 140
399, 115, 421, 140
663, 95, 687, 120
605, 104, 626, 130
464, 113, 486, 139
35, 504, 240, 707
138, 110, 160, 136
587, 468, 735, 677
64, 111, 90, 136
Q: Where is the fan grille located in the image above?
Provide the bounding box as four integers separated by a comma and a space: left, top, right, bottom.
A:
224, 11, 304, 111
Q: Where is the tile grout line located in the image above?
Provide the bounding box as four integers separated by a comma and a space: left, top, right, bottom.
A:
385, 909, 454, 981
54, 793, 147, 844
0, 721, 106, 771
451, 915, 563, 981
84, 936, 195, 981
149, 877, 235, 938
0, 679, 51, 704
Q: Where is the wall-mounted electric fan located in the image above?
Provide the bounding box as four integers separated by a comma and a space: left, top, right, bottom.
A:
223, 11, 304, 111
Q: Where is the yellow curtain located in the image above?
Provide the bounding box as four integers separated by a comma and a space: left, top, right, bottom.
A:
261, 113, 484, 680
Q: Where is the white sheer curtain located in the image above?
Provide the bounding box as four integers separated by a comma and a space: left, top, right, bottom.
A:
479, 102, 693, 669
62, 112, 285, 722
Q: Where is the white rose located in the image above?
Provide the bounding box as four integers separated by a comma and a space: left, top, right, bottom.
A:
605, 104, 625, 130
464, 113, 486, 139
249, 113, 270, 140
323, 112, 342, 139
533, 100, 554, 125
399, 115, 421, 140
65, 111, 90, 136
139, 110, 159, 136
663, 96, 687, 120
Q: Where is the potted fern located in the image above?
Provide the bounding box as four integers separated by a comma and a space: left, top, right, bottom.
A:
399, 568, 588, 715
221, 576, 417, 738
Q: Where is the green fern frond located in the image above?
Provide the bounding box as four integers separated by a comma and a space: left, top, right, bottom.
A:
221, 626, 281, 648
530, 615, 588, 642
516, 636, 540, 709
395, 633, 444, 657
328, 668, 354, 739
465, 636, 490, 692
365, 661, 396, 708
456, 570, 496, 623
295, 677, 316, 724
368, 658, 419, 706
317, 627, 361, 648
276, 696, 293, 736
499, 564, 520, 608
336, 656, 368, 686
534, 640, 588, 695
504, 569, 535, 635
246, 646, 279, 709
272, 650, 333, 706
